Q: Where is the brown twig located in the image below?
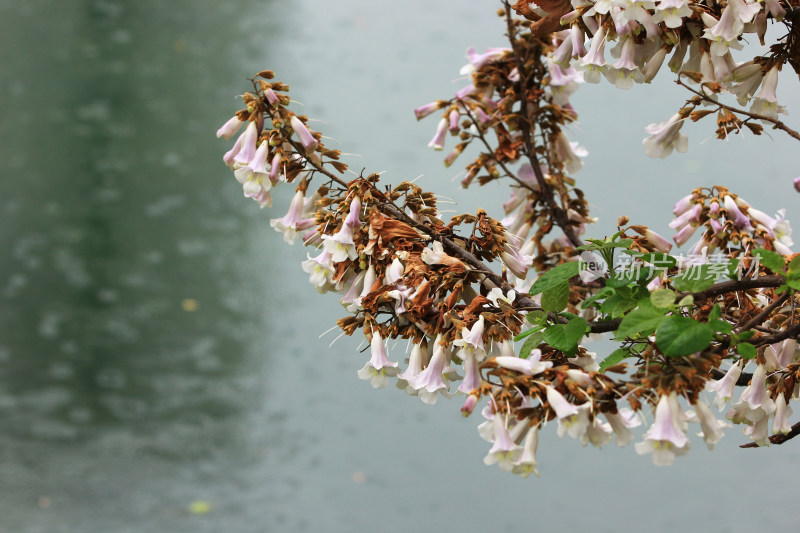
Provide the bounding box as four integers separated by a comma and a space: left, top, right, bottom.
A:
676, 74, 800, 143
740, 420, 800, 448
503, 2, 584, 248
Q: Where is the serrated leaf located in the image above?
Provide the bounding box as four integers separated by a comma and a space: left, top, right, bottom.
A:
541, 281, 569, 312
615, 299, 669, 339
753, 248, 785, 274
655, 316, 713, 357
519, 332, 544, 358
543, 317, 587, 352
599, 348, 630, 372
737, 342, 756, 359
650, 289, 676, 309
709, 304, 722, 320
677, 295, 694, 307
530, 262, 580, 295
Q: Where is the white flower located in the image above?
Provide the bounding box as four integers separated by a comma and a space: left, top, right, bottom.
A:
706, 360, 743, 410
301, 250, 336, 292
483, 415, 523, 471
605, 408, 641, 447
750, 66, 786, 120
486, 287, 516, 308
642, 113, 688, 158
688, 399, 729, 449
729, 364, 776, 424
270, 190, 317, 244
773, 392, 793, 435
635, 392, 691, 466
396, 341, 430, 394
653, 0, 692, 28
495, 349, 553, 376
357, 331, 399, 388
408, 336, 451, 405
512, 426, 540, 478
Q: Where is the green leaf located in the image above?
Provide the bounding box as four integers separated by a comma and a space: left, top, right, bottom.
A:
650, 289, 676, 309
736, 330, 756, 341
519, 332, 544, 358
526, 310, 547, 325
727, 258, 740, 280
543, 317, 587, 352
638, 253, 677, 269
788, 256, 800, 275
671, 264, 717, 292
708, 304, 722, 320
753, 248, 785, 274
605, 274, 636, 288
655, 316, 713, 357
709, 318, 733, 334
786, 277, 800, 291
514, 327, 539, 342
599, 348, 630, 372
541, 281, 569, 312
599, 293, 637, 318
677, 295, 694, 308
737, 342, 756, 359
530, 262, 580, 295
615, 299, 669, 339
581, 287, 614, 309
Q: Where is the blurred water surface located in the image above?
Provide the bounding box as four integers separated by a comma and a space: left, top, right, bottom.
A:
0, 1, 799, 532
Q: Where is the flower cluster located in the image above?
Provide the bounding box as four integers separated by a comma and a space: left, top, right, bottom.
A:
218, 2, 800, 476
512, 0, 798, 184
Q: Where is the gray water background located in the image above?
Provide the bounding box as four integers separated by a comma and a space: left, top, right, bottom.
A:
0, 1, 799, 532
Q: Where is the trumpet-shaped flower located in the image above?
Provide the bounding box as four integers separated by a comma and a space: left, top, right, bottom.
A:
605, 408, 641, 447
290, 115, 318, 151
653, 0, 692, 28
270, 190, 317, 244
635, 392, 690, 466
483, 415, 523, 471
642, 113, 688, 158
512, 426, 540, 478
409, 337, 451, 405
216, 115, 244, 139
357, 332, 399, 388
706, 360, 743, 410
688, 400, 729, 449
495, 349, 553, 376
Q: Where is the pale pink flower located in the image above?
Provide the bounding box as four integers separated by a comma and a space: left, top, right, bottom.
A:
483, 415, 523, 471
688, 399, 729, 449
409, 336, 451, 405
635, 392, 691, 466
216, 115, 244, 139
512, 426, 540, 477
653, 0, 692, 28
357, 331, 399, 388
605, 408, 641, 447
773, 392, 793, 435
289, 116, 318, 151
706, 360, 743, 410
495, 350, 553, 376
270, 190, 317, 244
427, 118, 448, 151
642, 113, 688, 158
